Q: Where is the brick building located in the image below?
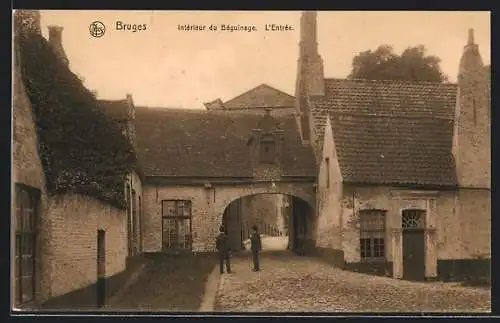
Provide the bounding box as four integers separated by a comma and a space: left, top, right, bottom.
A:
12, 10, 490, 311
204, 84, 298, 250
296, 12, 490, 281
12, 11, 143, 309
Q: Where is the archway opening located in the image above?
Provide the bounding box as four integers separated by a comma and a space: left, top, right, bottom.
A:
220, 193, 314, 255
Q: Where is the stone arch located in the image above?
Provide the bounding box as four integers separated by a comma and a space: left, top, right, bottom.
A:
214, 182, 316, 254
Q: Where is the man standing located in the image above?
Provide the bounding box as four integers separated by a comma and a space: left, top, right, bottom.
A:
216, 226, 232, 274
250, 225, 262, 272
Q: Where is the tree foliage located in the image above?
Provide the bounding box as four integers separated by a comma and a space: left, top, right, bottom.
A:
348, 44, 448, 83
16, 31, 137, 209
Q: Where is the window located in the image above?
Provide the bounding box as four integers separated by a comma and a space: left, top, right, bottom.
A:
162, 200, 192, 250
325, 157, 330, 188
259, 134, 276, 164
14, 184, 39, 306
402, 209, 425, 229
359, 209, 386, 260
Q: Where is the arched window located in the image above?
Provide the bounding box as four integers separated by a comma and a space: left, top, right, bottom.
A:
402, 209, 425, 229
260, 134, 276, 164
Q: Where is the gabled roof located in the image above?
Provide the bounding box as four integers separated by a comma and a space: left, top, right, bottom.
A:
223, 84, 296, 110
329, 114, 457, 187
312, 78, 458, 187
134, 107, 316, 178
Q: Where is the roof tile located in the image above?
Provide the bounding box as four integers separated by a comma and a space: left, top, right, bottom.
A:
312, 78, 458, 187
134, 107, 316, 178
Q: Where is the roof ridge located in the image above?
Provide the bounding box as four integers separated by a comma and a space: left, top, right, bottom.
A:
224, 83, 295, 105
136, 106, 206, 112
324, 77, 457, 87
328, 111, 454, 121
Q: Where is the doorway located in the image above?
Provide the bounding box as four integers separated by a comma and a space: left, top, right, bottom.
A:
14, 184, 39, 307
97, 230, 106, 307
402, 210, 426, 281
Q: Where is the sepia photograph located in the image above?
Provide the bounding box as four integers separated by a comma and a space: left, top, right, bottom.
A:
12, 9, 491, 314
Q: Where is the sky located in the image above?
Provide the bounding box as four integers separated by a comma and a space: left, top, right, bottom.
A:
38, 10, 490, 110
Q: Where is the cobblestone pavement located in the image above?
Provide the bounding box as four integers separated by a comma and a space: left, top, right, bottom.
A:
214, 253, 491, 313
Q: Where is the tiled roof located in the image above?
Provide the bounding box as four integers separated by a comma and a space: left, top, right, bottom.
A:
134, 107, 316, 178
98, 99, 129, 121
310, 78, 457, 142
224, 84, 296, 109
330, 114, 457, 187
311, 78, 458, 187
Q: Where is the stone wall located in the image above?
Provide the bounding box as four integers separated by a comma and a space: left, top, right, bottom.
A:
44, 194, 127, 300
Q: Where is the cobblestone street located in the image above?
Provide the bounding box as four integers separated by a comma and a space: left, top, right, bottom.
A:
214, 253, 491, 313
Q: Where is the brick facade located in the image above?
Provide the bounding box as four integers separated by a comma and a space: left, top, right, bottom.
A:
12, 19, 139, 307
142, 181, 315, 253
43, 194, 127, 300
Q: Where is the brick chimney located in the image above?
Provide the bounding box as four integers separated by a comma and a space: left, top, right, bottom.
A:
294, 11, 323, 145
48, 25, 69, 66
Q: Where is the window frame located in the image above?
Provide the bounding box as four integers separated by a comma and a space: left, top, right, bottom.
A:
359, 209, 387, 262
161, 200, 193, 251
259, 134, 276, 164
14, 183, 40, 306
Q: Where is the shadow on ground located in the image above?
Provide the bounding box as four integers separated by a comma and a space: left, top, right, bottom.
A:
108, 253, 218, 311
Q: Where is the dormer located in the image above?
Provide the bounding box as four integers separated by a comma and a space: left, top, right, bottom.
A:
247, 108, 285, 169
259, 133, 277, 164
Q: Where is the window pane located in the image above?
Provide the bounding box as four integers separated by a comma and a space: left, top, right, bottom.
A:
176, 201, 184, 217
373, 238, 385, 257
15, 207, 21, 232
162, 201, 176, 217
360, 238, 370, 258
21, 276, 33, 303
21, 256, 34, 276
183, 201, 192, 217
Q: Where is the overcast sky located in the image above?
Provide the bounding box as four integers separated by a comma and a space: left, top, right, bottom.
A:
38, 10, 490, 109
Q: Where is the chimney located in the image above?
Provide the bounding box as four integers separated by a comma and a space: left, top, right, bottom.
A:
452, 28, 490, 189
467, 28, 475, 45
14, 10, 41, 36
295, 11, 324, 98
125, 94, 137, 149
204, 98, 226, 110
48, 25, 69, 66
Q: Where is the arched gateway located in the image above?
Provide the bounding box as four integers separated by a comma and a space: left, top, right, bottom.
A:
218, 183, 316, 254
136, 106, 318, 254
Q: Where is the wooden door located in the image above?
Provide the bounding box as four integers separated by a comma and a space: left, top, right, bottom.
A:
97, 230, 106, 307
402, 229, 425, 281
402, 209, 426, 281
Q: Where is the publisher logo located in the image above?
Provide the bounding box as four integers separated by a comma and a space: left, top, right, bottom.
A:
90, 21, 106, 38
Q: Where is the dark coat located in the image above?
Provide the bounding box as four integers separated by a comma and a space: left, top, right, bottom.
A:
250, 232, 262, 252
216, 233, 230, 256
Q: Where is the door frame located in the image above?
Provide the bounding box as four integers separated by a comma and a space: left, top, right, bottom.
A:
14, 183, 40, 308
